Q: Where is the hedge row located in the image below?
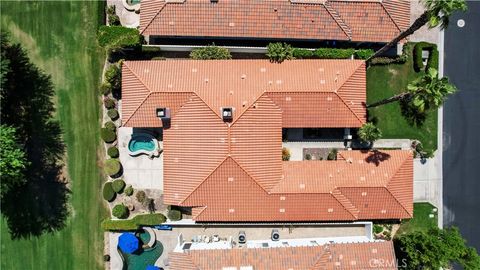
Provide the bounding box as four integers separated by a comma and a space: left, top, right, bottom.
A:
101, 213, 167, 231
413, 42, 439, 72
97, 26, 142, 50
370, 43, 412, 66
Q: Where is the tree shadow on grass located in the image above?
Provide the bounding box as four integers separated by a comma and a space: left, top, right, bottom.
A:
1, 32, 70, 239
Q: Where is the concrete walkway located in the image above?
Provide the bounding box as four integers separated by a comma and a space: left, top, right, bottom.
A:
109, 233, 123, 270
107, 0, 140, 28
413, 155, 441, 206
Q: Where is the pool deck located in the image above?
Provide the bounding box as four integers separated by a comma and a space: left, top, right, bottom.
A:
118, 127, 163, 191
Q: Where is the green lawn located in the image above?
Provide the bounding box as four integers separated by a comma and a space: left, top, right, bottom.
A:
1, 1, 106, 269
367, 45, 438, 153
396, 202, 438, 235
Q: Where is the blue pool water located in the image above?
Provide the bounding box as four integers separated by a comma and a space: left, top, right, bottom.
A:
128, 136, 155, 152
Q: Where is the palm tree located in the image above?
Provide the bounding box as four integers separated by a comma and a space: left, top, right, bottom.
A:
358, 123, 382, 145
367, 0, 467, 63
367, 68, 457, 112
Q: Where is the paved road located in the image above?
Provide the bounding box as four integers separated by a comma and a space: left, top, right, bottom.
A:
443, 2, 480, 251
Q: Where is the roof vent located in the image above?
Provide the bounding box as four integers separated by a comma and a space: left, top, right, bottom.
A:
238, 231, 246, 244
221, 107, 233, 122
271, 229, 280, 241
156, 107, 171, 127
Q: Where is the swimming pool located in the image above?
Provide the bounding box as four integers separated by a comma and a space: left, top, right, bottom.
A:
128, 133, 159, 156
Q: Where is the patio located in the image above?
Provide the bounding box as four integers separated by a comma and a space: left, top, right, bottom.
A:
118, 127, 163, 191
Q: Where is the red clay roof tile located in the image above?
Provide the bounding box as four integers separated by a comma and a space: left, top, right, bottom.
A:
139, 0, 410, 43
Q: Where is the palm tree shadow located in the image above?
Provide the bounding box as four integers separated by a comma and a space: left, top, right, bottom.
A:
362, 149, 391, 166
1, 33, 70, 239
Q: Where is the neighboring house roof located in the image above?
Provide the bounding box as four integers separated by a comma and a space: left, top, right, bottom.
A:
122, 59, 366, 128
121, 59, 413, 222
139, 0, 410, 43
169, 241, 398, 270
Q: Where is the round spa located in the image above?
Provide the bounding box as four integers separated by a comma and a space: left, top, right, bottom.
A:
128, 133, 159, 157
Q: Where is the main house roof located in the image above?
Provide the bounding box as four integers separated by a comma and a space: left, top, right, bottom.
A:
139, 0, 410, 43
121, 59, 413, 222
169, 241, 397, 270
122, 59, 366, 128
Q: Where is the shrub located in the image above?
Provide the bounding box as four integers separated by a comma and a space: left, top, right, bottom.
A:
112, 179, 126, 193
124, 185, 134, 196
97, 26, 141, 51
104, 121, 116, 132
99, 82, 112, 96
104, 98, 115, 109
101, 128, 117, 143
413, 42, 438, 72
327, 148, 338, 160
105, 64, 121, 91
103, 182, 116, 202
107, 109, 119, 120
305, 153, 312, 160
282, 147, 291, 161
101, 213, 167, 231
105, 159, 122, 177
373, 224, 384, 234
136, 190, 146, 203
103, 254, 111, 262
313, 48, 354, 59
292, 48, 314, 59
370, 43, 411, 66
354, 49, 375, 60
190, 45, 232, 60
112, 204, 129, 219
358, 122, 382, 143
167, 209, 182, 221
107, 146, 119, 158
106, 5, 120, 26
266, 42, 295, 63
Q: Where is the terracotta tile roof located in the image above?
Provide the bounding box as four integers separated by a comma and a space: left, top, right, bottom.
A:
169, 241, 398, 270
121, 60, 412, 221
121, 59, 366, 127
139, 0, 410, 43
182, 150, 412, 221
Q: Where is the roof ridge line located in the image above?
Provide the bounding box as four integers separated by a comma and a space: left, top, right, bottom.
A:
229, 156, 271, 194
123, 62, 152, 92
323, 2, 352, 40
123, 92, 154, 126
193, 92, 227, 123
140, 1, 167, 34
230, 91, 268, 126
379, 1, 403, 34
331, 188, 359, 219
383, 186, 412, 218
334, 62, 366, 125
386, 151, 413, 217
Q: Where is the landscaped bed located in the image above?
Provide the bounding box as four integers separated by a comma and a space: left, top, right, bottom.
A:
367, 43, 438, 154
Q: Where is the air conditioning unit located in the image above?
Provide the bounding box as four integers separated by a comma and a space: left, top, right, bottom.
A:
238, 231, 246, 244
221, 107, 233, 122
271, 229, 280, 241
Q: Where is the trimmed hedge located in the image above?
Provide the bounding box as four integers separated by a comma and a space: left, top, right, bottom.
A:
112, 179, 126, 193
136, 190, 146, 203
99, 82, 112, 96
370, 43, 411, 66
107, 146, 119, 158
167, 209, 182, 221
354, 49, 375, 60
124, 185, 134, 196
105, 64, 121, 91
101, 128, 117, 143
107, 109, 119, 120
105, 159, 122, 177
413, 42, 439, 72
104, 98, 115, 109
112, 204, 129, 219
103, 182, 116, 202
101, 213, 167, 231
267, 42, 295, 63
97, 26, 141, 50
104, 121, 116, 132
190, 45, 232, 60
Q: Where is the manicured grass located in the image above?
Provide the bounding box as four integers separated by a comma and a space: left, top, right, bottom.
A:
367, 45, 437, 153
1, 1, 106, 269
396, 202, 438, 235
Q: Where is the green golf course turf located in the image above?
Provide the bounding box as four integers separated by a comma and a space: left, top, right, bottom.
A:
1, 1, 107, 269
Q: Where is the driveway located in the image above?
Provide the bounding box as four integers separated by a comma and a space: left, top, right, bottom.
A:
443, 2, 480, 250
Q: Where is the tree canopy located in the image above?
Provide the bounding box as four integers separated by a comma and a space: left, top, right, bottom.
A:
395, 227, 480, 270
358, 123, 382, 144
1, 32, 68, 239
